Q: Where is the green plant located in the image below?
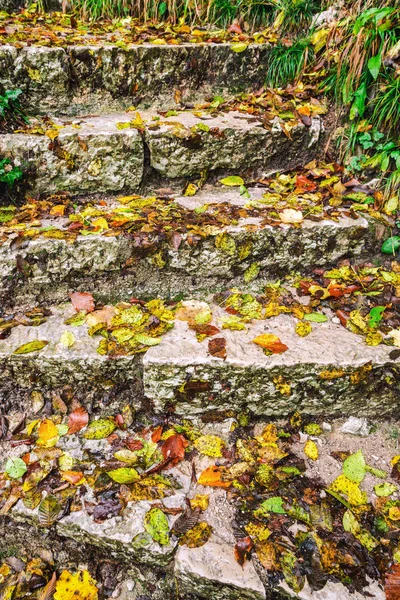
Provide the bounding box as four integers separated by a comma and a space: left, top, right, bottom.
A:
0, 89, 29, 133
372, 72, 400, 135
265, 38, 313, 87
0, 158, 23, 188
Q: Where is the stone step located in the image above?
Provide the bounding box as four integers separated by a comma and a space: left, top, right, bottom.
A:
0, 43, 270, 116
0, 110, 322, 197
1, 416, 391, 600
0, 185, 385, 309
1, 298, 398, 418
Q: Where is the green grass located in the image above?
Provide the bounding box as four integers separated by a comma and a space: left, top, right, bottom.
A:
372, 73, 400, 135
265, 38, 313, 87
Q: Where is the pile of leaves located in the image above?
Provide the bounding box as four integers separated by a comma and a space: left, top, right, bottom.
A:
0, 559, 99, 600
0, 163, 393, 253
0, 9, 278, 47
2, 406, 400, 596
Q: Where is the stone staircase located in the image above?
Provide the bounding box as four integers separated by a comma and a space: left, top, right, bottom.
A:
0, 32, 398, 600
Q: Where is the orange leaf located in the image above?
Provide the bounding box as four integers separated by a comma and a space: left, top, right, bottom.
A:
385, 564, 400, 600
161, 434, 188, 466
61, 471, 84, 485
151, 425, 163, 443
38, 419, 58, 443
252, 334, 288, 354
198, 465, 231, 488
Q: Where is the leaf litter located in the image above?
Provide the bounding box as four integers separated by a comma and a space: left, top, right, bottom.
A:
1, 408, 400, 596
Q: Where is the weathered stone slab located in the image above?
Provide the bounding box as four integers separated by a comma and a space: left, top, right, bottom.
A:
0, 43, 270, 116
0, 113, 144, 195
0, 187, 383, 309
143, 310, 400, 416
144, 111, 322, 178
0, 305, 142, 414
174, 543, 266, 600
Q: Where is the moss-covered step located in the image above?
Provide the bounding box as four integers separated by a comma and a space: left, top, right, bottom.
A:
0, 110, 321, 197
1, 186, 382, 310
0, 113, 144, 196
0, 304, 143, 415
143, 308, 400, 417
0, 43, 270, 116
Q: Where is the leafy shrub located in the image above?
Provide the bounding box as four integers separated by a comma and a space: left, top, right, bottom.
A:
0, 89, 29, 133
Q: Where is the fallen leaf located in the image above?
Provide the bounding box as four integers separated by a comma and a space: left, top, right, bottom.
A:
304, 439, 319, 461
208, 337, 227, 359
5, 457, 27, 479
60, 331, 75, 348
161, 433, 188, 466
219, 175, 244, 186
13, 340, 48, 354
144, 507, 170, 545
84, 418, 116, 439
69, 292, 95, 313
67, 406, 89, 435
252, 333, 288, 354
54, 570, 98, 600
198, 465, 231, 488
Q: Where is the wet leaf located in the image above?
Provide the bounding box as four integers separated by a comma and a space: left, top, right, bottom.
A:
38, 419, 59, 444
304, 440, 318, 461
234, 536, 253, 565
262, 496, 286, 514
13, 340, 48, 354
84, 419, 116, 439
180, 522, 213, 548
208, 337, 227, 359
38, 572, 57, 600
144, 507, 170, 546
230, 42, 248, 53
280, 209, 303, 224
5, 457, 27, 479
54, 570, 98, 600
190, 494, 209, 511
295, 321, 312, 337
161, 434, 188, 466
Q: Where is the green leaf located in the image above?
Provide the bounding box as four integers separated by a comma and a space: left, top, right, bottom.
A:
368, 306, 385, 328
134, 334, 162, 346
13, 340, 48, 355
244, 263, 260, 283
343, 451, 366, 483
5, 457, 27, 479
107, 467, 140, 484
38, 495, 61, 527
304, 313, 328, 323
219, 176, 244, 187
230, 42, 248, 53
262, 496, 286, 514
84, 418, 116, 439
374, 482, 397, 497
365, 464, 387, 478
381, 236, 400, 254
144, 508, 170, 546
367, 53, 382, 80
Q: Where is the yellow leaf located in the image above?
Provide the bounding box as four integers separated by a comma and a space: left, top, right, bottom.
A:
252, 333, 288, 354
190, 494, 209, 511
304, 439, 318, 461
54, 570, 98, 600
60, 331, 75, 348
92, 217, 109, 231
38, 419, 58, 444
194, 435, 225, 457
230, 42, 248, 53
295, 321, 312, 337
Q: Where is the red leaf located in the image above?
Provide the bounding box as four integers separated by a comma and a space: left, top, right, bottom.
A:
234, 536, 254, 566
208, 337, 227, 359
161, 434, 188, 466
125, 437, 144, 451
69, 292, 95, 313
67, 406, 89, 435
228, 20, 242, 34
385, 564, 400, 600
295, 175, 316, 192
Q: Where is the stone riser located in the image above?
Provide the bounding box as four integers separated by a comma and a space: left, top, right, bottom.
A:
0, 44, 270, 116
0, 213, 382, 310
0, 308, 398, 418
0, 111, 322, 197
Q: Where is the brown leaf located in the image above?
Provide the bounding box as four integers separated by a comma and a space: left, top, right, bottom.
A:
161, 434, 189, 466
385, 564, 400, 600
234, 536, 253, 566
151, 425, 163, 443
69, 292, 95, 313
67, 406, 89, 435
38, 572, 57, 600
208, 337, 227, 359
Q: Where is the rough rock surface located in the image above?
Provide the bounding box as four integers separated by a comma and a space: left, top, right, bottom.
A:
144, 309, 400, 416
143, 111, 322, 178
0, 305, 143, 414
0, 113, 144, 195
0, 44, 271, 116
0, 187, 384, 309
